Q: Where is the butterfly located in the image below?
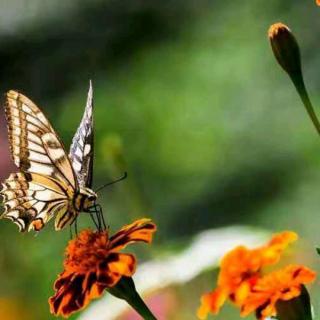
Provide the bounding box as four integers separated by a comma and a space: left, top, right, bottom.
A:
1, 82, 100, 232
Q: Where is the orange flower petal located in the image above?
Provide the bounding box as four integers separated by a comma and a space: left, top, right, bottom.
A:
96, 261, 120, 287
241, 265, 316, 319
108, 253, 136, 277
240, 293, 266, 317
259, 302, 277, 320
268, 231, 298, 246
197, 288, 227, 319
53, 271, 73, 291
234, 281, 251, 305
49, 272, 107, 318
109, 218, 157, 251
260, 231, 298, 265
254, 265, 316, 294
50, 274, 86, 317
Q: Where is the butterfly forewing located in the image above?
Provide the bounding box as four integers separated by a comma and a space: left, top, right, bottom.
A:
69, 81, 94, 188
5, 90, 77, 189
1, 90, 79, 231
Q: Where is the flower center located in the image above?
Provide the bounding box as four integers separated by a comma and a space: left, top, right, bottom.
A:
63, 230, 110, 273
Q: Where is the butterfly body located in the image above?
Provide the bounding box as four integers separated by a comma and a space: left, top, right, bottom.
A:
73, 187, 97, 212
1, 83, 97, 232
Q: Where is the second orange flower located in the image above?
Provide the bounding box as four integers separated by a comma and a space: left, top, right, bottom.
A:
197, 231, 316, 320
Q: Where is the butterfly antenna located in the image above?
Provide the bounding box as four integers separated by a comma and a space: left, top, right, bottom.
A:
95, 172, 128, 193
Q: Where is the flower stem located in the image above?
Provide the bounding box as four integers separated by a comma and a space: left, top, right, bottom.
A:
107, 277, 158, 320
290, 72, 320, 136
125, 288, 157, 320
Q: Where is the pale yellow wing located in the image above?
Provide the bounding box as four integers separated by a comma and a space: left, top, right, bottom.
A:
1, 172, 69, 231
5, 90, 77, 190
2, 90, 80, 231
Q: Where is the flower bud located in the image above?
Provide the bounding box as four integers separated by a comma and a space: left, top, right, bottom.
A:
268, 23, 302, 78
268, 23, 320, 136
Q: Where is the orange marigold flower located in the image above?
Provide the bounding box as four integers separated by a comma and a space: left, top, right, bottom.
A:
197, 231, 297, 319
317, 0, 320, 6
241, 265, 316, 320
49, 218, 156, 318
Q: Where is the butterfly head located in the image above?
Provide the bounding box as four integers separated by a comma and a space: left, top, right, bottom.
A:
79, 187, 98, 211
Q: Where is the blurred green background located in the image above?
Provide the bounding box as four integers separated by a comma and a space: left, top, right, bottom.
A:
0, 0, 320, 319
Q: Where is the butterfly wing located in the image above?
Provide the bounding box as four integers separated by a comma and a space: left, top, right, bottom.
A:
69, 81, 94, 188
1, 172, 69, 231
5, 90, 78, 189
2, 90, 79, 231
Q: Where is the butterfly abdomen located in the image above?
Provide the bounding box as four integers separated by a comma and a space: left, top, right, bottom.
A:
73, 192, 87, 211
54, 190, 93, 231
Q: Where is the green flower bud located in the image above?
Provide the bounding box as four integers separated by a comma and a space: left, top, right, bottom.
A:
268, 22, 320, 136
268, 23, 302, 77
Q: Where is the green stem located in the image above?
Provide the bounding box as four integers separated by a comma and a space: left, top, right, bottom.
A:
107, 277, 158, 320
290, 72, 320, 136
125, 289, 157, 320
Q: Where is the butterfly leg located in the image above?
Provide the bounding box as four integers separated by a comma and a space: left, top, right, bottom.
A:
92, 204, 103, 231
95, 207, 102, 231
69, 225, 73, 239
88, 209, 100, 230
95, 204, 107, 230
68, 216, 79, 238
88, 204, 107, 231
73, 217, 78, 236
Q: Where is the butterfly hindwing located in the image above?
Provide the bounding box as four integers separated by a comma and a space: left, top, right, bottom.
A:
5, 90, 77, 189
69, 81, 94, 188
1, 172, 69, 231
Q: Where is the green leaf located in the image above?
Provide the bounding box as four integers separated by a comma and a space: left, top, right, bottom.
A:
316, 247, 320, 256
275, 285, 313, 320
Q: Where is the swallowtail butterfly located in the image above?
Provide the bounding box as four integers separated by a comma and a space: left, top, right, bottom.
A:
1, 82, 98, 232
